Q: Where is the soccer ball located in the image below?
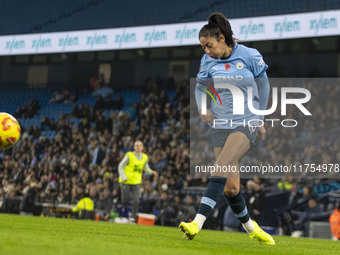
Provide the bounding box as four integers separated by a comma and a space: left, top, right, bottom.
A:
0, 112, 21, 148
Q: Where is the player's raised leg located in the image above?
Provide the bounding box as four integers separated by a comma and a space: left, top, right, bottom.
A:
179, 146, 226, 240
179, 176, 226, 239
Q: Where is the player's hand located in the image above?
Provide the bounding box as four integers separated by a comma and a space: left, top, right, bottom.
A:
257, 125, 266, 141
122, 178, 128, 182
199, 109, 214, 125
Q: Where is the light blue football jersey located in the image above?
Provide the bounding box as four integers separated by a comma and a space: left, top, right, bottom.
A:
195, 44, 269, 129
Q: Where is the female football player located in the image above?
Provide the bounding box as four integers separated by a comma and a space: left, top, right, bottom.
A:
179, 13, 275, 245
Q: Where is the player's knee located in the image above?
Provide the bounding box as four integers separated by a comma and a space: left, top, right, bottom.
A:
224, 186, 239, 197
216, 157, 235, 167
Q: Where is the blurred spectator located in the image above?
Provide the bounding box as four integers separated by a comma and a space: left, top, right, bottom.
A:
105, 96, 115, 109
298, 187, 312, 204
113, 95, 124, 110
41, 117, 51, 131
20, 181, 38, 215
294, 199, 323, 237
62, 189, 72, 204
49, 89, 77, 103
71, 104, 81, 118
153, 192, 176, 226
92, 84, 113, 98
50, 90, 64, 103
140, 180, 158, 213
245, 180, 265, 222
15, 99, 40, 118
89, 185, 99, 205
97, 188, 113, 212
0, 185, 21, 214
90, 75, 100, 91
176, 195, 196, 225
223, 206, 240, 232
0, 187, 4, 208
329, 206, 340, 241
90, 140, 105, 166
288, 184, 302, 205
94, 95, 105, 111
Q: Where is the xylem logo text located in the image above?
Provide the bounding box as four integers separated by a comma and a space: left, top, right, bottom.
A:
240, 21, 265, 40
59, 34, 79, 50
201, 84, 311, 116
144, 28, 167, 45
310, 15, 337, 35
5, 37, 25, 53
175, 26, 198, 44
115, 30, 136, 48
32, 36, 52, 52
87, 32, 108, 49
274, 18, 300, 37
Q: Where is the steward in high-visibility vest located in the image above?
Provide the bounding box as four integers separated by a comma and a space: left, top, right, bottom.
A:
72, 197, 94, 212
118, 151, 149, 185
118, 140, 157, 221
72, 197, 95, 220
329, 208, 340, 240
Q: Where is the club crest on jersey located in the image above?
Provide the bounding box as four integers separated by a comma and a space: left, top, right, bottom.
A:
258, 58, 264, 66
236, 62, 244, 69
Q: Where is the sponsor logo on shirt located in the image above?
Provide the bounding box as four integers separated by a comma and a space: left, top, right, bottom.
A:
213, 76, 243, 81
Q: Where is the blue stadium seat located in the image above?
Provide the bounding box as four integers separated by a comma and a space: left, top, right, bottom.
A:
2, 0, 338, 35
1, 87, 146, 138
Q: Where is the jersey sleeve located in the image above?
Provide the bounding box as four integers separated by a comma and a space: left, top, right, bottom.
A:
195, 55, 212, 111
256, 72, 270, 120
197, 54, 212, 81
143, 159, 154, 174
247, 48, 268, 78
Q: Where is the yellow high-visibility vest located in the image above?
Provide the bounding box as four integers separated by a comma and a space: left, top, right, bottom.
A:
72, 197, 94, 212
119, 152, 148, 185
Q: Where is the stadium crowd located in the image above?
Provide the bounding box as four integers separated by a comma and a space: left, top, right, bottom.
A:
0, 78, 339, 234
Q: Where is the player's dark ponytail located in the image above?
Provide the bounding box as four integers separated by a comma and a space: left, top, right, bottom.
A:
199, 13, 235, 47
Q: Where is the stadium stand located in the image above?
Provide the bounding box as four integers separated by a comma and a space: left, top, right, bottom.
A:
1, 0, 340, 35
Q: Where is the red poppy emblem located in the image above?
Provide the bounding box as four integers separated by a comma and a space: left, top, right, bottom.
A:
224, 64, 231, 70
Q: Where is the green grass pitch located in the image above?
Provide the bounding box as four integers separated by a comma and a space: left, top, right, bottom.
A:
0, 214, 339, 255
